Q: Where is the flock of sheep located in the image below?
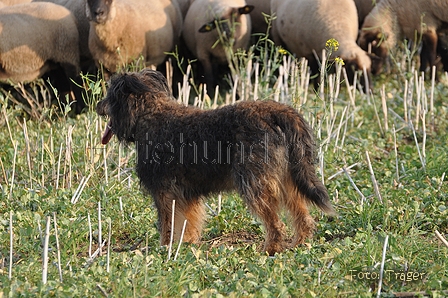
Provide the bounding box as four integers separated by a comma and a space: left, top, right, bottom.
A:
0, 0, 447, 112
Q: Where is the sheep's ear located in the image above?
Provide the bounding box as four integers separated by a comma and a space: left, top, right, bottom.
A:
199, 21, 216, 33
238, 5, 254, 15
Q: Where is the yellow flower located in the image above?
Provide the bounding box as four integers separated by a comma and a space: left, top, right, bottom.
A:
325, 38, 339, 52
334, 57, 345, 65
278, 47, 288, 55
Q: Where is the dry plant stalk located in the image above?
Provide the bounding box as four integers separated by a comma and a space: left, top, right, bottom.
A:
377, 235, 389, 298
53, 213, 63, 282
366, 151, 383, 203
56, 143, 63, 189
107, 218, 112, 273
174, 220, 188, 261
380, 85, 388, 131
393, 125, 400, 182
167, 200, 176, 261
71, 174, 92, 204
435, 230, 448, 248
88, 213, 93, 258
9, 142, 18, 200
98, 201, 102, 256
22, 119, 33, 189
41, 136, 45, 187
429, 66, 436, 130
42, 216, 51, 285
343, 167, 366, 205
9, 211, 13, 280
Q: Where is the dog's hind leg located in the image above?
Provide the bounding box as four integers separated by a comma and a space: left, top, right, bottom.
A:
282, 176, 315, 247
234, 173, 286, 255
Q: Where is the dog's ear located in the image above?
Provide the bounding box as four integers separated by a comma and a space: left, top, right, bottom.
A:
140, 69, 172, 95
110, 73, 151, 101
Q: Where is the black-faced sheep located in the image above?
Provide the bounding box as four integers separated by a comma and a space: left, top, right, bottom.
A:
0, 2, 80, 84
358, 0, 448, 76
86, 0, 183, 74
271, 0, 372, 90
182, 0, 253, 91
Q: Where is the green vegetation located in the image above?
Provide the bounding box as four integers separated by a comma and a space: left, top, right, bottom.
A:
0, 38, 447, 297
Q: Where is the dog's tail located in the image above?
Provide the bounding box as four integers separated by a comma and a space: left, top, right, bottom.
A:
273, 109, 336, 215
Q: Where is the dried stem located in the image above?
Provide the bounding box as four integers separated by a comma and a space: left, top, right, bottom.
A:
9, 211, 13, 280
107, 218, 112, 273
343, 167, 366, 205
366, 151, 383, 203
435, 230, 448, 248
53, 213, 63, 282
168, 200, 176, 260
98, 201, 103, 256
42, 216, 51, 285
174, 220, 187, 261
377, 235, 389, 298
9, 142, 18, 200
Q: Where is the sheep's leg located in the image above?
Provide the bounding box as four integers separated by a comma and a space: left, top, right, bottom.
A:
199, 56, 216, 93
420, 30, 438, 78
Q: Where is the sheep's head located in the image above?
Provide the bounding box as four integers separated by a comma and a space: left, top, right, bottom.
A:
358, 28, 388, 75
86, 0, 114, 24
198, 5, 254, 42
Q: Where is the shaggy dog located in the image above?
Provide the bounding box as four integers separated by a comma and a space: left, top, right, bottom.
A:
96, 69, 335, 255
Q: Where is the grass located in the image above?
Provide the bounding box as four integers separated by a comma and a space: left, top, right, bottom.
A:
0, 38, 447, 297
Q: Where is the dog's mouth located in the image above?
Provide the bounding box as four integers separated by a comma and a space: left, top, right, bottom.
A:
101, 121, 114, 145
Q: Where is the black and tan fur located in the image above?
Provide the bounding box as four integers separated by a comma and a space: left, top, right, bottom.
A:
96, 69, 335, 255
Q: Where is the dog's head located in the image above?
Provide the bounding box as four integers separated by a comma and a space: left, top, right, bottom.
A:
96, 69, 172, 144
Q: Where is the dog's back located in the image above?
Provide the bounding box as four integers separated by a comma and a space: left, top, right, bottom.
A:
231, 100, 335, 215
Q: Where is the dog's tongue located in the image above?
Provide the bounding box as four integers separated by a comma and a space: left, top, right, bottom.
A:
101, 121, 114, 145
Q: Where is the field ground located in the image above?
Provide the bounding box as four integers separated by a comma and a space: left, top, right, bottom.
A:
0, 44, 447, 297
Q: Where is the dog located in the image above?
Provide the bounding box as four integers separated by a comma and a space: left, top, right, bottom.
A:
96, 69, 335, 255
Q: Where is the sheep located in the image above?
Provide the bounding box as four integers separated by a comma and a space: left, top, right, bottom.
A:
0, 2, 84, 111
174, 0, 191, 19
0, 2, 80, 84
33, 0, 94, 73
271, 0, 372, 90
358, 0, 448, 76
246, 0, 271, 34
86, 0, 183, 74
0, 0, 31, 5
182, 0, 254, 91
